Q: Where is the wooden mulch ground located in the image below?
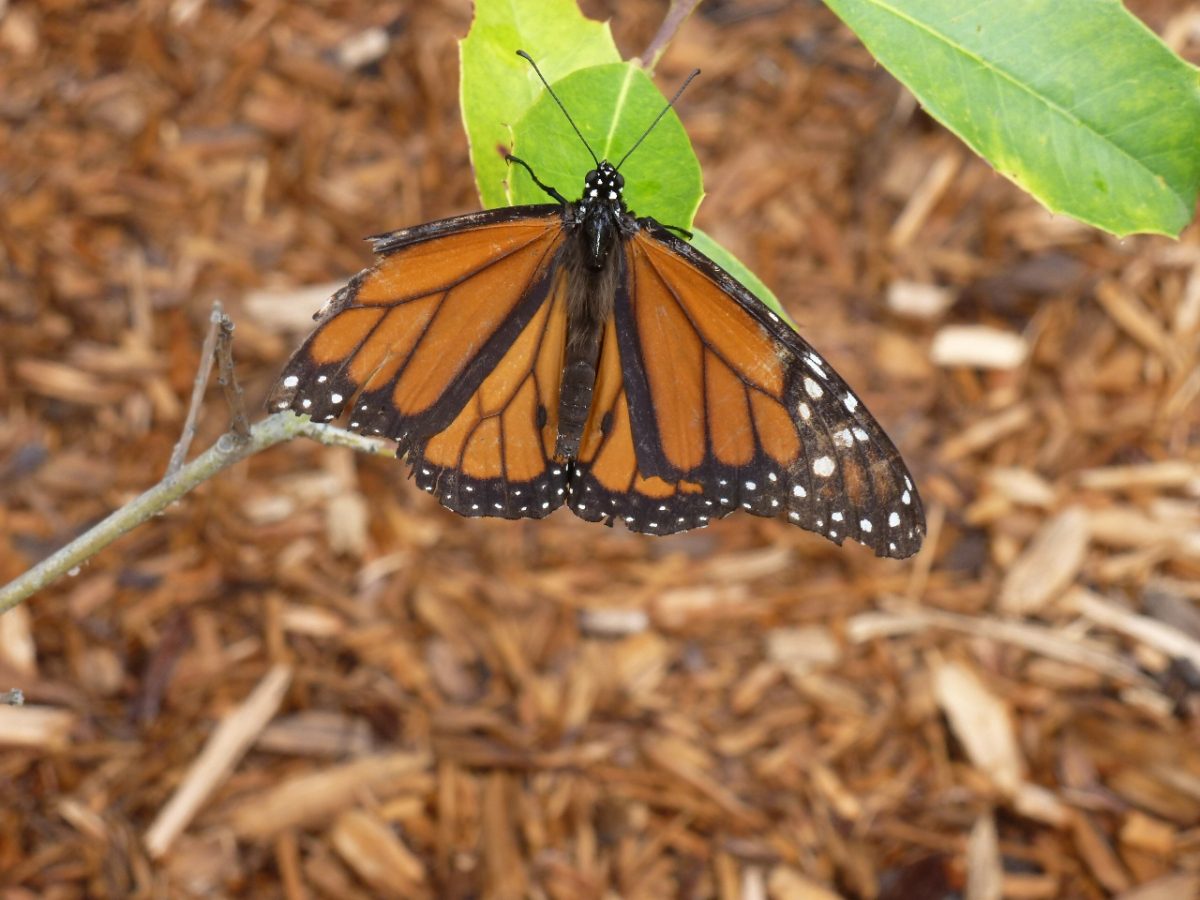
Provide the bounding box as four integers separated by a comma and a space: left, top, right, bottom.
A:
2, 1, 1199, 897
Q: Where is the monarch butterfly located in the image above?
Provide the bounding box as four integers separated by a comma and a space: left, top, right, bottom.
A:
269, 52, 925, 559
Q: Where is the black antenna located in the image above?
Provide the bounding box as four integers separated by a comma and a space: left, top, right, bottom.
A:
516, 50, 598, 167
615, 67, 700, 171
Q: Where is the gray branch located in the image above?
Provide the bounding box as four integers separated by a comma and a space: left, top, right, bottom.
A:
0, 415, 395, 615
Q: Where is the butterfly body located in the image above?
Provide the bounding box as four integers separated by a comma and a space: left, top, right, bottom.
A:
269, 89, 926, 558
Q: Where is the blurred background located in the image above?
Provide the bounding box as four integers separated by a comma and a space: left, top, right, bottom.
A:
1, 1, 1198, 897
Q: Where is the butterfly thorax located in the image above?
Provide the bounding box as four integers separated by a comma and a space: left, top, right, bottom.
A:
571, 161, 631, 270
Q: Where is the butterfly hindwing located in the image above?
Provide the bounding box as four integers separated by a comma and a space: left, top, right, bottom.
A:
569, 226, 924, 559
409, 268, 570, 518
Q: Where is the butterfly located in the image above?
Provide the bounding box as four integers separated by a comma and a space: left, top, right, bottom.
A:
268, 52, 926, 559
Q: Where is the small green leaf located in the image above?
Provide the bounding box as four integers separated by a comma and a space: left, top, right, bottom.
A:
508, 62, 704, 229
823, 0, 1200, 237
690, 229, 791, 325
459, 0, 620, 209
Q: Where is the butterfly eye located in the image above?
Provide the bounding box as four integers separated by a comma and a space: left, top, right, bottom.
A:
613, 173, 624, 189
585, 169, 598, 183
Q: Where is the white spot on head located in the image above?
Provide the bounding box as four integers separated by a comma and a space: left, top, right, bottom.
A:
834, 429, 853, 448
792, 484, 806, 498
745, 480, 757, 490
889, 511, 900, 528
902, 490, 911, 505
608, 190, 618, 200
804, 377, 823, 399
798, 402, 811, 421
860, 518, 873, 532
589, 188, 598, 197
283, 375, 299, 388
843, 393, 858, 412
331, 392, 343, 404
813, 456, 835, 477
832, 511, 843, 522
301, 398, 312, 409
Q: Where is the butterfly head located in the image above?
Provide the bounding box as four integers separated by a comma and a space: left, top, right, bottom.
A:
580, 162, 624, 209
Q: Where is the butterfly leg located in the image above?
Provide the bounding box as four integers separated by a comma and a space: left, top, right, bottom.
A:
505, 155, 570, 205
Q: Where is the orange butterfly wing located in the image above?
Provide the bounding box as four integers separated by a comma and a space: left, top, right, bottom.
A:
269, 206, 573, 517
568, 226, 925, 559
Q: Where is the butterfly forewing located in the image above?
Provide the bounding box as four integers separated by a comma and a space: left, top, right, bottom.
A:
268, 206, 567, 468
566, 226, 925, 558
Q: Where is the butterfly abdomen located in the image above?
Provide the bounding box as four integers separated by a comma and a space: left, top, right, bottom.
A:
554, 213, 621, 460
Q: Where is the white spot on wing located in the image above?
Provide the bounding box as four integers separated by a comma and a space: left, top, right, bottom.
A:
804, 377, 823, 399
889, 511, 900, 528
283, 375, 299, 388
834, 429, 853, 448
813, 456, 835, 477
792, 485, 806, 498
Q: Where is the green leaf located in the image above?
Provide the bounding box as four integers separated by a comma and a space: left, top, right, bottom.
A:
508, 62, 704, 229
460, 0, 783, 316
823, 0, 1200, 237
459, 0, 620, 209
690, 229, 791, 325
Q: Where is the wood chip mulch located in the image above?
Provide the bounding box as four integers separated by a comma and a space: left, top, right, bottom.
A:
1, 1, 1198, 897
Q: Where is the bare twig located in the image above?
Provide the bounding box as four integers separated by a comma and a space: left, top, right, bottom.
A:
639, 0, 702, 71
215, 311, 251, 442
166, 302, 225, 476
0, 415, 395, 614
